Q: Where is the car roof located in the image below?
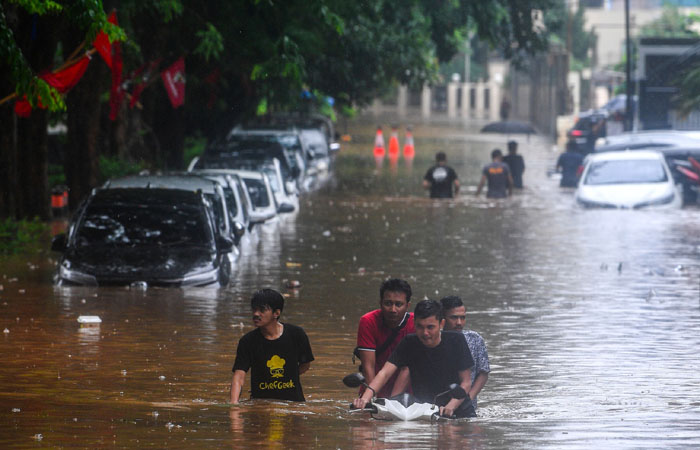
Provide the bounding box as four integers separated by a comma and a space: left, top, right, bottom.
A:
91, 187, 205, 206
229, 169, 265, 179
587, 150, 666, 162
104, 174, 222, 194
597, 130, 700, 148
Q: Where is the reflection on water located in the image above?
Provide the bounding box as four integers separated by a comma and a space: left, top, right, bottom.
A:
1, 119, 699, 447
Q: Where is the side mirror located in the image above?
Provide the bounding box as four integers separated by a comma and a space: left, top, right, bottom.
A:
277, 202, 295, 214
330, 142, 340, 152
284, 181, 297, 195
216, 235, 234, 253
233, 221, 246, 239
342, 372, 366, 388
51, 234, 67, 252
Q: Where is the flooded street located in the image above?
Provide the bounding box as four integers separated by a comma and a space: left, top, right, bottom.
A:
2, 117, 700, 448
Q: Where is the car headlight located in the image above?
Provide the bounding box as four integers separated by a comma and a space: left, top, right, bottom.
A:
59, 260, 98, 286
634, 192, 675, 209
180, 264, 220, 287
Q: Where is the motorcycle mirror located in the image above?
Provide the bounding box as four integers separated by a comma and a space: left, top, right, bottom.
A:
342, 373, 366, 388
448, 384, 467, 399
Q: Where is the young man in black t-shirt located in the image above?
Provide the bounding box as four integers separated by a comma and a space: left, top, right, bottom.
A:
423, 152, 460, 198
230, 289, 314, 403
352, 300, 475, 418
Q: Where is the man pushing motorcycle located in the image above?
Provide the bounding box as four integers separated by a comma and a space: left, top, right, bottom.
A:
352, 299, 476, 418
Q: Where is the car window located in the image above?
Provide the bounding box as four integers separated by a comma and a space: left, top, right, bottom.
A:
223, 188, 238, 218
244, 178, 271, 208
75, 203, 211, 247
204, 193, 227, 232
584, 160, 668, 185
263, 167, 281, 193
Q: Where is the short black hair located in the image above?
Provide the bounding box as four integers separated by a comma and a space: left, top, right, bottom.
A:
414, 299, 443, 321
379, 278, 412, 303
491, 149, 503, 159
507, 140, 517, 151
251, 288, 284, 314
439, 295, 464, 311
436, 152, 447, 162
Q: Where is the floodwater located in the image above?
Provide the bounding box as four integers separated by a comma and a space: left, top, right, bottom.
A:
2, 117, 700, 448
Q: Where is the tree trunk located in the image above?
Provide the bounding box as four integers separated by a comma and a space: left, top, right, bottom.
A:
65, 61, 108, 209
15, 110, 50, 219
0, 98, 18, 219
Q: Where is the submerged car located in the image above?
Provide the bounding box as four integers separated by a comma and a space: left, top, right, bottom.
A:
576, 150, 682, 209
51, 188, 233, 287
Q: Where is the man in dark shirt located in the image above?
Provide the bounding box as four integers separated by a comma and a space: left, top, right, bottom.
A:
230, 289, 314, 403
352, 300, 475, 418
556, 148, 585, 188
423, 152, 460, 198
503, 140, 525, 189
476, 149, 513, 198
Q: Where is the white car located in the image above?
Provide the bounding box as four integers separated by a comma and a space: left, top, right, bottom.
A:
576, 150, 682, 209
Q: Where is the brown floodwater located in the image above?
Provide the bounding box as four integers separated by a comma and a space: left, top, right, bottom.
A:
1, 116, 700, 448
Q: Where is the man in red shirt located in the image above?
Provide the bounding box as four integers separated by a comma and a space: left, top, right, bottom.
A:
355, 278, 414, 398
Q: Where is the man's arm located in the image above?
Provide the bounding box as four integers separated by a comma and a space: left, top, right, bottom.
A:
299, 362, 311, 375
475, 175, 486, 196
357, 350, 376, 384
389, 367, 411, 396
468, 372, 488, 401
453, 179, 460, 195
352, 362, 399, 409
507, 174, 514, 196
440, 368, 472, 417
230, 370, 246, 404
422, 179, 431, 190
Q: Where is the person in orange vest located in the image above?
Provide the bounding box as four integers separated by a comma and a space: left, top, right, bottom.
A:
475, 149, 513, 198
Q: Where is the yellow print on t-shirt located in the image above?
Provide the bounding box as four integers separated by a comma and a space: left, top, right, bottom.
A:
267, 355, 286, 378
488, 167, 504, 175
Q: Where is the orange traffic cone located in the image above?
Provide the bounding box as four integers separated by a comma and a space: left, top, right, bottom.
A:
373, 126, 385, 159
403, 127, 415, 159
388, 125, 400, 159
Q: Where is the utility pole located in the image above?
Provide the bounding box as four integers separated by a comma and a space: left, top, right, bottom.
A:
624, 0, 633, 131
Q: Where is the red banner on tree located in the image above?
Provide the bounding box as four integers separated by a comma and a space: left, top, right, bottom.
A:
14, 54, 92, 118
93, 11, 118, 69
161, 57, 186, 109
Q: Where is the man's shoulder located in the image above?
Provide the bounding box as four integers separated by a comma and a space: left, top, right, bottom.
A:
238, 327, 262, 344
462, 329, 486, 343
359, 309, 382, 324
283, 322, 308, 336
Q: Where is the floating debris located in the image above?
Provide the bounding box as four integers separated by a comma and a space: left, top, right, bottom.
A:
152, 411, 159, 418
285, 262, 302, 268
286, 280, 302, 289
159, 375, 166, 381
12, 408, 20, 413
77, 316, 101, 327
322, 230, 331, 237
18, 289, 25, 294
33, 434, 42, 441
121, 370, 127, 376
3, 328, 8, 334
617, 262, 623, 273
674, 265, 684, 272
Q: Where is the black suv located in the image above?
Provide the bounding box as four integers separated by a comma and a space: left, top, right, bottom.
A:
51, 188, 233, 287
566, 110, 608, 154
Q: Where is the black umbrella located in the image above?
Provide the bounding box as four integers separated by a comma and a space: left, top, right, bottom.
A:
481, 120, 537, 134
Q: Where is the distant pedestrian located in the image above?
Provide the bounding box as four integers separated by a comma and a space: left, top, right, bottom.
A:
476, 149, 513, 198
556, 147, 585, 188
503, 140, 525, 189
499, 98, 511, 121
423, 152, 460, 198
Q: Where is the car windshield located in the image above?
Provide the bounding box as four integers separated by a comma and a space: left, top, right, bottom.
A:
263, 167, 281, 192
584, 159, 668, 185
75, 202, 211, 247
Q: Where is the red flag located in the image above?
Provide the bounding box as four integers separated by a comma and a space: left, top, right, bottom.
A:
161, 57, 186, 108
13, 55, 91, 118
42, 55, 91, 93
108, 13, 123, 121
93, 11, 118, 69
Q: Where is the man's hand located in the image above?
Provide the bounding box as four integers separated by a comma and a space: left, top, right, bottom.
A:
439, 405, 455, 417
353, 397, 370, 410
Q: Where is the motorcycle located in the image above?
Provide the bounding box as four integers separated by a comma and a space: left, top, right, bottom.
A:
343, 372, 468, 422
